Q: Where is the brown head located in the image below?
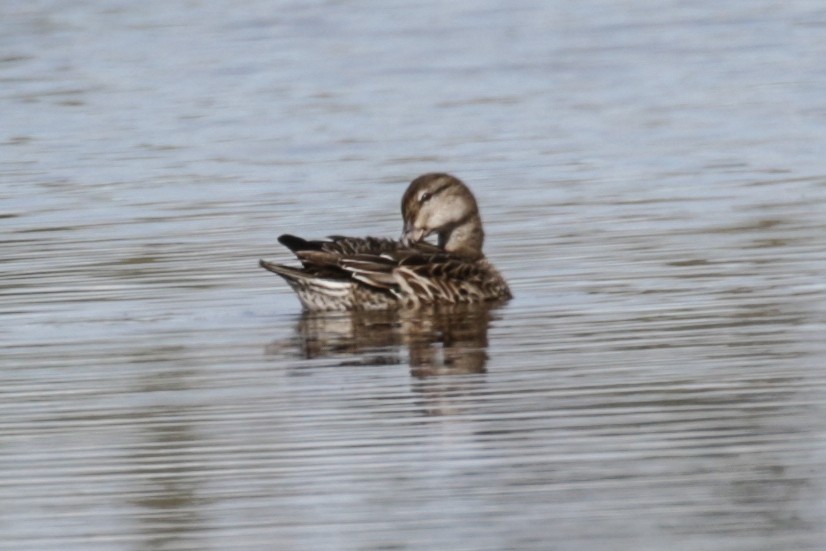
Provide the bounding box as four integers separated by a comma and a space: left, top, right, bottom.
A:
400, 173, 485, 259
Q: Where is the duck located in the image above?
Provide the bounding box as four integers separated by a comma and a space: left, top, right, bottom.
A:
259, 173, 511, 311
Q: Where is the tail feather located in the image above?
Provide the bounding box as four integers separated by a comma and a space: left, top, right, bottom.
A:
259, 259, 309, 281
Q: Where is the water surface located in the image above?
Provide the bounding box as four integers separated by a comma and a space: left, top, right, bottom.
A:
3, 1, 826, 550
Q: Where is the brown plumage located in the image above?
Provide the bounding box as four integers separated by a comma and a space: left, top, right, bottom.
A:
259, 173, 511, 311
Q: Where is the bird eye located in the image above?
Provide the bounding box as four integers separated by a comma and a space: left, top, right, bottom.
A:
419, 192, 431, 203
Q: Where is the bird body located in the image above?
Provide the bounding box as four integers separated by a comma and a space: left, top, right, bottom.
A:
259, 174, 511, 311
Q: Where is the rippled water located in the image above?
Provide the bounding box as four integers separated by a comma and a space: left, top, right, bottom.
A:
3, 1, 826, 550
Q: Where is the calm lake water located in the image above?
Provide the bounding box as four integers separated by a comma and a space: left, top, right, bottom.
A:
3, 1, 826, 550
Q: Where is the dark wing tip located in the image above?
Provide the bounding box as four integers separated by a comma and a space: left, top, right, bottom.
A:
278, 233, 323, 252
277, 234, 310, 252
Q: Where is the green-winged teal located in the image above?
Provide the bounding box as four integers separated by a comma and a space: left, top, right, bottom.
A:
259, 173, 511, 310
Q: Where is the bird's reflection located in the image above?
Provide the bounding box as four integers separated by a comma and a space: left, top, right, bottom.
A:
272, 303, 504, 377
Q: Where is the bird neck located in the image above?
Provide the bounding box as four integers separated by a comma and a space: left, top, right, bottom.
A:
439, 213, 484, 259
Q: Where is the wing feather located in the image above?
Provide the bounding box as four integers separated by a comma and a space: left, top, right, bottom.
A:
268, 233, 509, 305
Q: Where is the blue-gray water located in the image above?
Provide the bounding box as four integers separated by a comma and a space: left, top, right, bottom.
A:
3, 1, 826, 550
